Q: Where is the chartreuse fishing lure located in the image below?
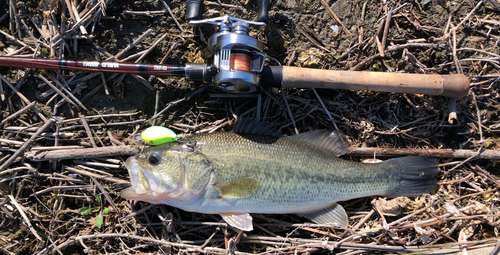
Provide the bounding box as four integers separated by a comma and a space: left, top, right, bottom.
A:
140, 126, 178, 145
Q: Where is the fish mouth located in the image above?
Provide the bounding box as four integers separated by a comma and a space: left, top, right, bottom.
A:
121, 155, 194, 202
121, 156, 149, 199
125, 156, 139, 191
121, 156, 171, 201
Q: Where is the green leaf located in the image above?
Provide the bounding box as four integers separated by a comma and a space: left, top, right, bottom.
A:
79, 207, 92, 216
103, 207, 111, 216
95, 196, 101, 203
95, 213, 103, 229
92, 207, 101, 212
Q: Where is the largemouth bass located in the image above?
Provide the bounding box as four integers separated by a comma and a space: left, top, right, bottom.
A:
121, 120, 438, 231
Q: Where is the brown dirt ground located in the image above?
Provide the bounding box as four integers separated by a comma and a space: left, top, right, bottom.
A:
0, 0, 499, 254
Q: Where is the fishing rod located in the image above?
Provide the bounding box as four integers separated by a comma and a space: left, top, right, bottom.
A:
0, 55, 214, 82
0, 14, 470, 98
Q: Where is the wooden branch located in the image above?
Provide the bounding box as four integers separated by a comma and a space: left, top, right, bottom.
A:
346, 147, 500, 159
107, 28, 153, 61
319, 0, 352, 36
0, 117, 57, 171
123, 10, 166, 16
0, 75, 48, 123
160, 0, 185, 33
39, 74, 83, 110
26, 146, 140, 161
79, 113, 97, 148
0, 101, 36, 126
350, 43, 450, 71
65, 166, 130, 185
380, 8, 392, 57
294, 0, 304, 12
25, 145, 500, 162
8, 195, 43, 241
298, 26, 331, 53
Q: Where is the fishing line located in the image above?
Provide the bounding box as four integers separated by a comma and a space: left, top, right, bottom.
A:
230, 49, 252, 72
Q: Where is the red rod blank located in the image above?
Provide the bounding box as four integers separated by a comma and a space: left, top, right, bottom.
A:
0, 56, 184, 77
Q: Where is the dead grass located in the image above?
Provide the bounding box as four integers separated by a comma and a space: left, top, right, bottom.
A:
0, 0, 499, 254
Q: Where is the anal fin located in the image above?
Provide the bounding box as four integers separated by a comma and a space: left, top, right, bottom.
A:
220, 213, 253, 231
298, 203, 349, 229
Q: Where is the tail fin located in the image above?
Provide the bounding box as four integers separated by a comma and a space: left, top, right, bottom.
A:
385, 156, 439, 197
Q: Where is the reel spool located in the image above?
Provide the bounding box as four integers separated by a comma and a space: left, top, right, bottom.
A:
230, 50, 252, 72
190, 16, 266, 93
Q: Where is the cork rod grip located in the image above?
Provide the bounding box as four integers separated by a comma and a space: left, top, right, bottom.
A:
280, 66, 470, 98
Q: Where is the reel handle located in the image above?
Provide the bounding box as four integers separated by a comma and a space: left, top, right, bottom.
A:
261, 66, 470, 98
185, 0, 203, 20
185, 0, 269, 23
256, 0, 270, 23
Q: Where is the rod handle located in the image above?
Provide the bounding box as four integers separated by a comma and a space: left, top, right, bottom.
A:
185, 0, 203, 20
256, 0, 270, 23
276, 66, 469, 98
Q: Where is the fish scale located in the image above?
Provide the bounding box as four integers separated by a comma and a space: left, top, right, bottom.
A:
195, 133, 397, 204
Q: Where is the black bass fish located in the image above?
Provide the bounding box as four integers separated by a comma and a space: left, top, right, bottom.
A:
121, 120, 438, 231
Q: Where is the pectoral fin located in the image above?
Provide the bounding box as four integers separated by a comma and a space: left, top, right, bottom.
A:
218, 179, 260, 198
220, 213, 253, 231
298, 203, 349, 229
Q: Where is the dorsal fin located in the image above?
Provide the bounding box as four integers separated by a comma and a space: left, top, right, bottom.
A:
287, 130, 350, 156
233, 117, 283, 137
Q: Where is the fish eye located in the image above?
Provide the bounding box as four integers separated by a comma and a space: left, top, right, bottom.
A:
147, 152, 161, 166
